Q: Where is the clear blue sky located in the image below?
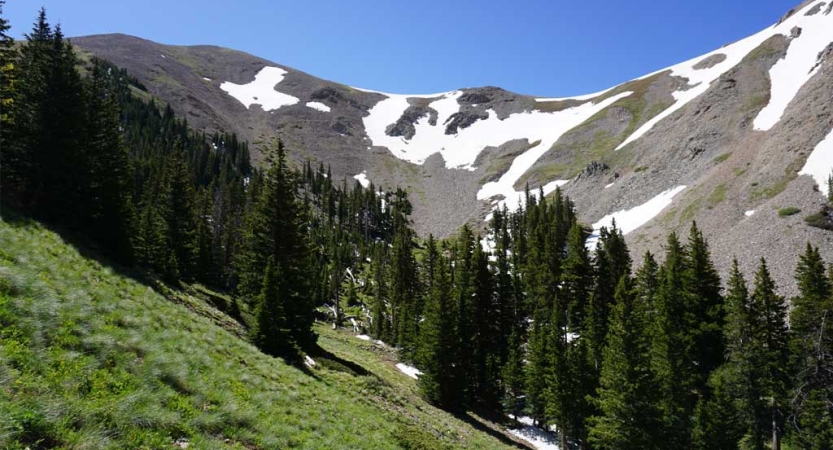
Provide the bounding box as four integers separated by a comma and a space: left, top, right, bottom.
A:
5, 0, 798, 96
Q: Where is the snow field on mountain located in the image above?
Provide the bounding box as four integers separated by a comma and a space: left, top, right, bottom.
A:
755, 2, 833, 130
587, 185, 687, 249
799, 128, 833, 197
353, 172, 370, 188
220, 66, 299, 111
306, 101, 331, 112
617, 0, 832, 150
363, 90, 632, 170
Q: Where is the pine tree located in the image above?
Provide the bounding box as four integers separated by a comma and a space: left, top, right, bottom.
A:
790, 244, 833, 450
694, 260, 750, 450
0, 0, 15, 158
417, 241, 460, 409
562, 223, 592, 331
252, 256, 293, 358
750, 259, 791, 450
237, 138, 316, 353
84, 61, 136, 264
164, 148, 199, 281
589, 276, 661, 450
651, 232, 695, 447
685, 222, 725, 395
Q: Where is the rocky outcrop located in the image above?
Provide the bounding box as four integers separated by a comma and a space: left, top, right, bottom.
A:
444, 110, 490, 135
694, 53, 727, 70
386, 105, 438, 139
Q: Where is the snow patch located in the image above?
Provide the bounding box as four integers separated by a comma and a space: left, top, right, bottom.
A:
304, 355, 316, 367
507, 415, 559, 450
306, 101, 331, 113
617, 0, 832, 150
396, 363, 422, 380
220, 67, 299, 112
799, 127, 833, 197
355, 334, 372, 341
605, 182, 615, 189
745, 210, 756, 217
202, 77, 211, 81
475, 92, 633, 212
754, 4, 833, 130
354, 172, 370, 188
364, 90, 631, 172
587, 186, 687, 248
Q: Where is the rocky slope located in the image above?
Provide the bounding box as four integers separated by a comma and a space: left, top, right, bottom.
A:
72, 0, 833, 293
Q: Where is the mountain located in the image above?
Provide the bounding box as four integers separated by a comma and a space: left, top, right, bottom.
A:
72, 0, 833, 293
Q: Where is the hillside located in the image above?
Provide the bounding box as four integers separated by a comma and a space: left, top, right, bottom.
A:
0, 215, 534, 450
70, 1, 833, 294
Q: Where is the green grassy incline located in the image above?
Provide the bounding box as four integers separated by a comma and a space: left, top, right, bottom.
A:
0, 217, 527, 450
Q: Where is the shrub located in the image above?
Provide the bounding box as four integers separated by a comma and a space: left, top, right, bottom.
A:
634, 166, 649, 173
778, 207, 801, 217
805, 207, 833, 231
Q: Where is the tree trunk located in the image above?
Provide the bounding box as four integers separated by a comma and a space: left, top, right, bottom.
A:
771, 404, 780, 450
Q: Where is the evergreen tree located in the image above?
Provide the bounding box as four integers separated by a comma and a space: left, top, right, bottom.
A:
164, 148, 199, 281
0, 0, 15, 158
252, 257, 293, 358
790, 244, 833, 450
685, 222, 725, 395
651, 232, 696, 447
84, 61, 136, 264
750, 259, 791, 450
417, 240, 461, 409
237, 138, 316, 353
695, 260, 751, 450
589, 276, 661, 450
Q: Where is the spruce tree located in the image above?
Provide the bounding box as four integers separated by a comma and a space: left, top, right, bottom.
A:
84, 61, 136, 264
0, 0, 15, 159
252, 256, 293, 358
417, 240, 460, 409
164, 148, 199, 281
237, 138, 315, 353
750, 259, 791, 450
790, 244, 833, 450
651, 232, 696, 447
685, 222, 725, 395
589, 276, 661, 450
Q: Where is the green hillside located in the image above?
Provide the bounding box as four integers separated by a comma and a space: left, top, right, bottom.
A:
0, 215, 525, 450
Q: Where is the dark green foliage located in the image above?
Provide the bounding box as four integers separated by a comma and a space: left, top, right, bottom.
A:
789, 244, 833, 450
805, 206, 833, 231
589, 276, 661, 450
237, 138, 315, 352
252, 257, 293, 358
778, 207, 802, 217
417, 237, 461, 409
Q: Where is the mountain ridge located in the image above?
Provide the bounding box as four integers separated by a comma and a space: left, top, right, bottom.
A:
72, 0, 833, 294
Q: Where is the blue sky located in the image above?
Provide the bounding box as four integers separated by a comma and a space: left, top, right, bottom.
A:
5, 0, 797, 96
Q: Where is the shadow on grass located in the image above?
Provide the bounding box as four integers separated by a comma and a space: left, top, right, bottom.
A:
452, 409, 533, 450
308, 344, 380, 379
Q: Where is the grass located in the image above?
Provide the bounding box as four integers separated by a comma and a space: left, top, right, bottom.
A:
707, 184, 728, 209
516, 71, 674, 189
634, 166, 649, 173
0, 216, 523, 450
778, 207, 802, 217
713, 153, 731, 164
